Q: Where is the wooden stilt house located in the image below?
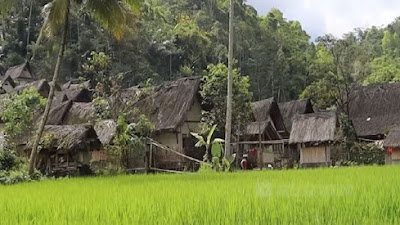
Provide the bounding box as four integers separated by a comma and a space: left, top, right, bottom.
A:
289, 111, 339, 167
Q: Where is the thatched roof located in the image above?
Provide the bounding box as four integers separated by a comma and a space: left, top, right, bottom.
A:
384, 125, 400, 147
64, 87, 92, 102
13, 79, 50, 97
94, 120, 117, 145
62, 80, 91, 90
47, 100, 73, 125
246, 119, 281, 140
279, 99, 314, 132
289, 111, 337, 144
251, 97, 287, 135
1, 75, 16, 89
63, 102, 96, 125
31, 125, 101, 153
349, 82, 400, 138
49, 81, 62, 91
4, 61, 34, 80
115, 77, 201, 132
52, 91, 69, 107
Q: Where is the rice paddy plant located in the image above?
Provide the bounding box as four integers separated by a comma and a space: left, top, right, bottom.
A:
1, 166, 400, 225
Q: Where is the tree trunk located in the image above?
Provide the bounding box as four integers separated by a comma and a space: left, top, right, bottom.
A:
28, 1, 70, 175
26, 0, 33, 59
225, 0, 234, 157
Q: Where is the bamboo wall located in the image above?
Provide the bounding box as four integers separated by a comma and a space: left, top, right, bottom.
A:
300, 145, 330, 165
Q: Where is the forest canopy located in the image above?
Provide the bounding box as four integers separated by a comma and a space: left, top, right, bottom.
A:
1, 0, 400, 109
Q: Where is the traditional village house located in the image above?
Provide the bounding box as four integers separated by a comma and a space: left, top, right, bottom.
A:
242, 97, 288, 168
289, 111, 339, 167
349, 82, 400, 141
13, 79, 50, 97
0, 76, 16, 93
4, 61, 35, 85
22, 125, 101, 175
132, 77, 204, 170
278, 98, 314, 166
383, 125, 400, 165
112, 77, 204, 170
47, 77, 204, 171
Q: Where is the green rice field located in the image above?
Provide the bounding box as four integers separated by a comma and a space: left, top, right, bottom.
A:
1, 166, 400, 225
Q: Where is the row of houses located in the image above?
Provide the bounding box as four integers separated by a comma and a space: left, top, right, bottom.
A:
246, 82, 400, 168
1, 62, 206, 173
2, 61, 400, 173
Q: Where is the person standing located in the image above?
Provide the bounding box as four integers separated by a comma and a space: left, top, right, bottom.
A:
241, 154, 248, 170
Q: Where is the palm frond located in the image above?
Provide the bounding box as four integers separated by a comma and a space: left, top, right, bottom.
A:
47, 0, 70, 38
124, 0, 143, 14
87, 0, 142, 40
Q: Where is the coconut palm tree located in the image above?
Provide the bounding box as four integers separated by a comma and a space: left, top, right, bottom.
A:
18, 0, 143, 175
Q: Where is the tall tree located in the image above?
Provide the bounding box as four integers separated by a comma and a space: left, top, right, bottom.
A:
225, 0, 233, 157
26, 0, 143, 175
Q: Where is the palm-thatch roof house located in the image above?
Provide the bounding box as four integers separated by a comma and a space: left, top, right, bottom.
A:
114, 77, 204, 170
4, 61, 35, 85
279, 99, 314, 132
349, 83, 400, 140
0, 75, 16, 93
289, 111, 339, 167
13, 79, 50, 97
21, 125, 101, 175
383, 125, 400, 165
248, 97, 288, 139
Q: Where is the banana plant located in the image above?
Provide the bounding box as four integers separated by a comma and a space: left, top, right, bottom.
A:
191, 125, 224, 163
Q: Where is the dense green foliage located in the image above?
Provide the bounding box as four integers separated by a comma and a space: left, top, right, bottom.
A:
200, 63, 252, 133
0, 88, 46, 147
3, 1, 400, 108
1, 167, 400, 224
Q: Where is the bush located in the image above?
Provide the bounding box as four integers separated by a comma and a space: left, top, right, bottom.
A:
0, 149, 23, 171
337, 142, 385, 166
0, 149, 42, 185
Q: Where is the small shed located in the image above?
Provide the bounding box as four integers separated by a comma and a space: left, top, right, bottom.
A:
25, 125, 101, 175
4, 61, 35, 85
384, 126, 400, 165
289, 111, 338, 167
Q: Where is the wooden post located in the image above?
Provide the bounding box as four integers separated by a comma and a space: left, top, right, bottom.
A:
258, 121, 263, 170
55, 153, 59, 169
149, 143, 153, 171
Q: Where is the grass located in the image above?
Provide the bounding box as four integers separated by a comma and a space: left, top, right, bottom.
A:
1, 166, 400, 225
